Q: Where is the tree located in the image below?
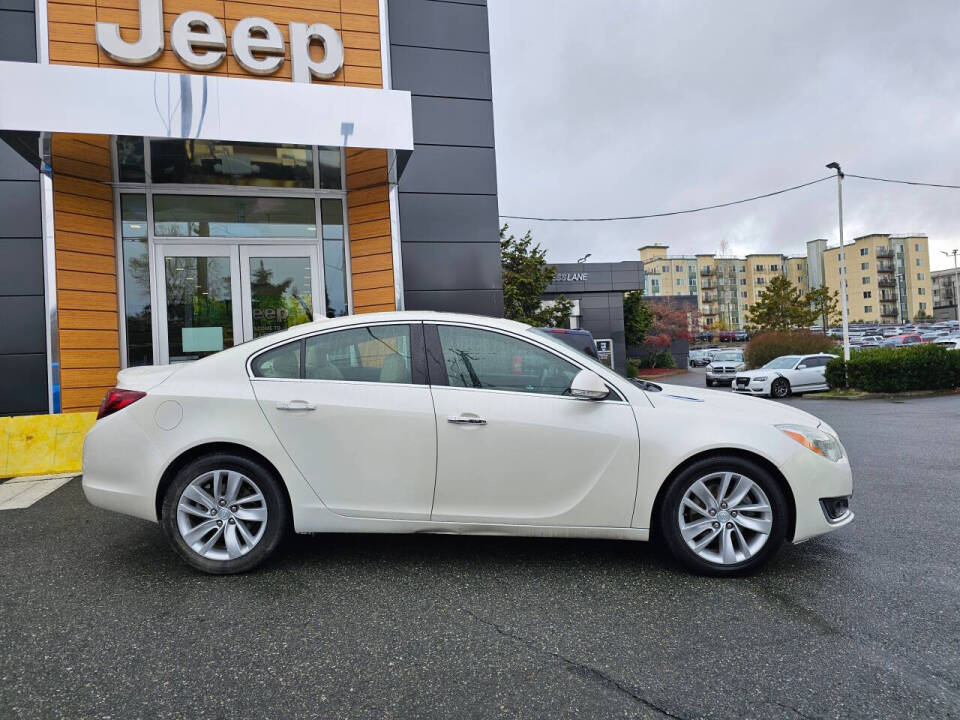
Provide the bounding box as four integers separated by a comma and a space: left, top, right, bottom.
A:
623, 290, 654, 346
746, 276, 816, 332
914, 309, 932, 322
805, 285, 841, 333
642, 300, 693, 368
500, 224, 573, 327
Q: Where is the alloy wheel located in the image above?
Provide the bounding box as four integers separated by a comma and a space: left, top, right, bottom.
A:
677, 471, 773, 565
772, 379, 790, 398
176, 469, 268, 561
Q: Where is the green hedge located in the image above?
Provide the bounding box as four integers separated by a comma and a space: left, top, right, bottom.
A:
744, 331, 838, 369
826, 344, 960, 392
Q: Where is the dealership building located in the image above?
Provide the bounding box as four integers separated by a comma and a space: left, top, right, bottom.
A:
0, 0, 502, 416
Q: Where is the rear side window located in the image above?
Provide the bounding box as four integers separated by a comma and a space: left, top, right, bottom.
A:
304, 325, 412, 384
437, 325, 579, 395
251, 341, 301, 378
803, 356, 829, 368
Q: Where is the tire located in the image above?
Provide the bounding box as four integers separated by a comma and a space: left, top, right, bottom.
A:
659, 455, 789, 576
706, 379, 713, 387
160, 453, 289, 574
771, 377, 791, 398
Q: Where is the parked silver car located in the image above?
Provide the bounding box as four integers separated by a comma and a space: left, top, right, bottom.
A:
705, 350, 746, 387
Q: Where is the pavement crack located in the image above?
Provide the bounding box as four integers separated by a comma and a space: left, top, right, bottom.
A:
442, 595, 688, 719
773, 700, 817, 719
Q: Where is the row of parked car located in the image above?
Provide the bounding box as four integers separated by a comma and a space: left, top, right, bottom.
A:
694, 330, 750, 343
836, 321, 960, 350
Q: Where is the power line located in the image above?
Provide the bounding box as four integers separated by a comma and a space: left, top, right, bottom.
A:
845, 173, 960, 190
499, 174, 835, 222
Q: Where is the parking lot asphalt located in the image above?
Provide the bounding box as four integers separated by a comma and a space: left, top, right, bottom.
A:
2, 384, 959, 719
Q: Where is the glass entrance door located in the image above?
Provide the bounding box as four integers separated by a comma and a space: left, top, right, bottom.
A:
240, 246, 322, 340
155, 243, 321, 363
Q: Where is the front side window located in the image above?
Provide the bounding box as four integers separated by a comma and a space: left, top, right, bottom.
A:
438, 326, 579, 396
304, 325, 412, 384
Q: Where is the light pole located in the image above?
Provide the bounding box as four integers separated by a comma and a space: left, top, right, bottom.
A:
942, 249, 960, 323
827, 162, 851, 361
577, 253, 592, 263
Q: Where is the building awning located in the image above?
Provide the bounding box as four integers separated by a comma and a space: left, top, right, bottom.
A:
0, 61, 414, 151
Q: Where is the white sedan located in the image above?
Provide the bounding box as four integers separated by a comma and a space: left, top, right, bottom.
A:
82, 313, 853, 576
733, 353, 835, 398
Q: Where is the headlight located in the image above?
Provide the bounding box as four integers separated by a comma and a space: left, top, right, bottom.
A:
737, 363, 746, 371
753, 376, 767, 382
777, 424, 844, 462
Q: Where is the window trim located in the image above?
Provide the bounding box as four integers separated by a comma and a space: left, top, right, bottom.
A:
247, 321, 428, 386
424, 321, 626, 402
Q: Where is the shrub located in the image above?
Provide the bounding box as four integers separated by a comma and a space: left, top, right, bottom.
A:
744, 331, 837, 369
826, 344, 960, 392
626, 359, 639, 378
637, 351, 676, 369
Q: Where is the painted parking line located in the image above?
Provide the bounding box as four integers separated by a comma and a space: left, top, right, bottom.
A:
0, 474, 76, 510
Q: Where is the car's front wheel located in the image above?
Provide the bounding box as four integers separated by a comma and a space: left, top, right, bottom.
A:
771, 377, 791, 398
659, 455, 788, 576
160, 454, 289, 574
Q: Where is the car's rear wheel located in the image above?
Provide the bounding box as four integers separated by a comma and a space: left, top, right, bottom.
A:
160, 454, 288, 574
659, 455, 788, 576
771, 377, 791, 398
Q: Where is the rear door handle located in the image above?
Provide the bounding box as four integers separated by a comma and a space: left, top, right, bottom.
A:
276, 400, 316, 411
447, 415, 486, 425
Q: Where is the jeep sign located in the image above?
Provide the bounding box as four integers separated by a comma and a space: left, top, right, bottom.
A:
95, 0, 345, 82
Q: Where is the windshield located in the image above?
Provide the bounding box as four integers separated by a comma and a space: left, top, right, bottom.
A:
712, 352, 742, 362
764, 356, 800, 369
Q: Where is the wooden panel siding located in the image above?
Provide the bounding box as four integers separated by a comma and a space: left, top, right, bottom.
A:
51, 133, 120, 413
346, 149, 395, 313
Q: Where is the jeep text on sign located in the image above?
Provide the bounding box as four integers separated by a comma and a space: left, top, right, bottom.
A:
95, 0, 345, 83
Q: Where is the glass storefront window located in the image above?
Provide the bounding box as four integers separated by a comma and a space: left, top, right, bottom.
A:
150, 140, 316, 188
321, 199, 349, 317
153, 195, 317, 238
120, 195, 153, 366
164, 255, 234, 362
317, 146, 342, 189
117, 136, 145, 183
248, 255, 315, 338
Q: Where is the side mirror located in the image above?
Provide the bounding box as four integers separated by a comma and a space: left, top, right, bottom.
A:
569, 369, 610, 400
797, 364, 807, 369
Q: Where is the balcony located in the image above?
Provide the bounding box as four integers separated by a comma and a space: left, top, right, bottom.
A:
878, 277, 896, 288
701, 305, 717, 316
875, 247, 894, 258
701, 280, 715, 289
702, 292, 716, 303
876, 261, 894, 273
700, 267, 714, 276
880, 304, 898, 318
880, 291, 896, 301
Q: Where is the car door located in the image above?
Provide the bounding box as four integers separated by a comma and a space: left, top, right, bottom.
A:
798, 355, 829, 388
249, 323, 438, 520
426, 323, 640, 527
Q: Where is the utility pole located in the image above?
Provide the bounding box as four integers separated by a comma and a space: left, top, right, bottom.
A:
942, 249, 960, 323
826, 163, 850, 361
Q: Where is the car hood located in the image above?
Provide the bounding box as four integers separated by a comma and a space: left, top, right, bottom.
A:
643, 381, 826, 427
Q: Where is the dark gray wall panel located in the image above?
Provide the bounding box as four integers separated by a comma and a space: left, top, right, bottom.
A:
0, 296, 46, 354
412, 96, 494, 147
0, 0, 35, 10
397, 194, 499, 244
404, 289, 504, 316
399, 145, 497, 195
388, 0, 489, 52
0, 238, 44, 296
0, 138, 38, 180
402, 242, 501, 291
0, 10, 36, 62
391, 46, 492, 99
0, 354, 48, 415
0, 181, 42, 237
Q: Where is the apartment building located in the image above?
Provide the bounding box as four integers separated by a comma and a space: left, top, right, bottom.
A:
822, 234, 933, 323
637, 245, 699, 298
931, 268, 959, 321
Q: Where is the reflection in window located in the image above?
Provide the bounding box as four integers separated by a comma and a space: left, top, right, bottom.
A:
251, 341, 301, 378
304, 325, 411, 384
317, 146, 342, 189
153, 195, 317, 238
248, 256, 314, 338
164, 256, 234, 362
150, 140, 315, 188
120, 195, 152, 366
321, 199, 349, 317
437, 326, 579, 395
117, 136, 145, 183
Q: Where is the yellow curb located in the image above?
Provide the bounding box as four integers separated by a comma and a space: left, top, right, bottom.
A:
0, 412, 97, 478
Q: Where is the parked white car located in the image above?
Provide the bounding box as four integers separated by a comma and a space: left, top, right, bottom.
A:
733, 353, 835, 398
82, 313, 853, 577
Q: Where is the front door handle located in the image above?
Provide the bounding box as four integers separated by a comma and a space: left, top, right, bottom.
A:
276, 400, 316, 411
447, 415, 486, 425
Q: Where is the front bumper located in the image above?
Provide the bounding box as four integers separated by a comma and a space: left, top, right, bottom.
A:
733, 376, 770, 394
779, 447, 854, 542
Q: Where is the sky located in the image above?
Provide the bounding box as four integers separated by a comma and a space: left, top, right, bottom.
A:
486, 0, 960, 272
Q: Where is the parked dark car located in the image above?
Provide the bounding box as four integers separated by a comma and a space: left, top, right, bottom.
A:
733, 330, 749, 342
533, 327, 599, 359
880, 334, 923, 347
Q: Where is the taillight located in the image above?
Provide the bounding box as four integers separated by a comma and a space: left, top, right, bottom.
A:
97, 388, 146, 420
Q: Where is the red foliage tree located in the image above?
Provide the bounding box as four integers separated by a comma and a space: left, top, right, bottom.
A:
642, 301, 694, 368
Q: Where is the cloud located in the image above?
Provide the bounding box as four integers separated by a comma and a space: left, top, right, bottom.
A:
488, 0, 960, 270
